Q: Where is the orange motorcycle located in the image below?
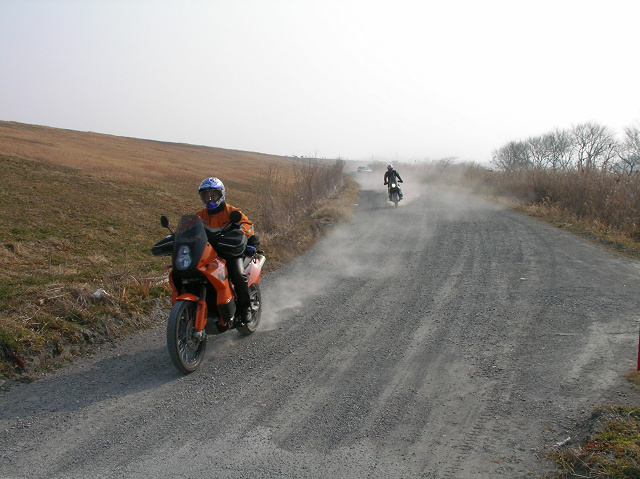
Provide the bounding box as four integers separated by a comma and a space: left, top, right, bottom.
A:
152, 211, 265, 374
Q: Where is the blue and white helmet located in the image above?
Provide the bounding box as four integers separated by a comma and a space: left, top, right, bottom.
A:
198, 177, 226, 212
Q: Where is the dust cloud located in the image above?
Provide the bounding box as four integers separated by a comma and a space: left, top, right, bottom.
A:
258, 161, 497, 333
258, 164, 422, 332
259, 225, 390, 332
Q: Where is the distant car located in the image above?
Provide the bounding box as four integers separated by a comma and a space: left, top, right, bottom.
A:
357, 166, 372, 173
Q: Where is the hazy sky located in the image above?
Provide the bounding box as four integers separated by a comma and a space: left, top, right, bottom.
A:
1, 0, 639, 163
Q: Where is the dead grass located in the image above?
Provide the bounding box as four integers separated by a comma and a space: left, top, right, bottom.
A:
0, 121, 356, 379
415, 160, 640, 259
543, 372, 640, 478
262, 175, 360, 271
0, 121, 297, 185
515, 201, 640, 259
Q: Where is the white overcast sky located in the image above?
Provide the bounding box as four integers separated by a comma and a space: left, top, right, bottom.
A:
1, 0, 639, 163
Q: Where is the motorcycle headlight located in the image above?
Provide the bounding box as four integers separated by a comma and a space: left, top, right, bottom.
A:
175, 245, 192, 270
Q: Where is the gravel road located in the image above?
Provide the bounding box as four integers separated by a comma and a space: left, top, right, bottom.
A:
2, 176, 640, 479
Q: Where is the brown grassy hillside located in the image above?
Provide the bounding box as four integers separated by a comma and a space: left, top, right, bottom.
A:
0, 121, 302, 212
0, 121, 358, 378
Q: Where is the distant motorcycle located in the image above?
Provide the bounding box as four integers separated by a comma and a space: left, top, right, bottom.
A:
152, 211, 265, 374
387, 181, 402, 208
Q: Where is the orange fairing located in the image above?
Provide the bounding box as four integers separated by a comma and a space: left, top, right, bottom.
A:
200, 256, 234, 305
169, 253, 233, 306
197, 242, 216, 267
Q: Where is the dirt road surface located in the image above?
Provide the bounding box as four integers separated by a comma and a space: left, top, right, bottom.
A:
2, 176, 640, 478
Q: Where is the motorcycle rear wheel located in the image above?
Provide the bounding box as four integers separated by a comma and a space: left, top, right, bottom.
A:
237, 283, 262, 336
167, 300, 207, 374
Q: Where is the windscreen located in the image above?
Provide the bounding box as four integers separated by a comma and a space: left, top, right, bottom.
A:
173, 215, 208, 273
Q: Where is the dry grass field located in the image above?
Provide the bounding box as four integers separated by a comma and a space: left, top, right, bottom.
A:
0, 121, 304, 206
0, 121, 358, 378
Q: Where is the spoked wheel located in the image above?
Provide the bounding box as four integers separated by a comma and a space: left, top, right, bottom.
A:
391, 193, 399, 208
166, 300, 207, 374
237, 283, 262, 336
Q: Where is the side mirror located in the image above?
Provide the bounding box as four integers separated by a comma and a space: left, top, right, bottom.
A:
228, 210, 242, 224
160, 215, 174, 235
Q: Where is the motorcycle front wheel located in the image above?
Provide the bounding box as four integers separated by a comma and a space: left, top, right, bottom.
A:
237, 283, 262, 336
166, 300, 207, 374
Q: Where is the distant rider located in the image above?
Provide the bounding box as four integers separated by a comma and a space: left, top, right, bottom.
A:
196, 177, 258, 324
383, 164, 404, 200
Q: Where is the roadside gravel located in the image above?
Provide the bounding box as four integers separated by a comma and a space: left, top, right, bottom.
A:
2, 177, 640, 478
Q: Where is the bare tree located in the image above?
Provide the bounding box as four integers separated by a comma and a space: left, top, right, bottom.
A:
437, 156, 457, 172
527, 135, 547, 169
543, 129, 573, 170
524, 130, 573, 170
491, 140, 531, 172
615, 123, 640, 175
570, 122, 618, 172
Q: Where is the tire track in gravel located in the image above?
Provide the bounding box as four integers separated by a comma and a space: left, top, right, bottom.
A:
3, 179, 640, 479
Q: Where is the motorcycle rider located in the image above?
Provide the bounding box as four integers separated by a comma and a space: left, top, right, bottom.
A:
196, 177, 257, 324
383, 164, 404, 200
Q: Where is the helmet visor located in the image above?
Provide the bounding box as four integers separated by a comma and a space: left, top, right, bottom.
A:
200, 189, 222, 204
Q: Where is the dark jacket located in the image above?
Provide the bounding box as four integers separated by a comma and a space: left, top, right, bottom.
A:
384, 169, 403, 185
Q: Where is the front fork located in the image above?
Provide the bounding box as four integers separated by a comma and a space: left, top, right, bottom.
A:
194, 284, 207, 339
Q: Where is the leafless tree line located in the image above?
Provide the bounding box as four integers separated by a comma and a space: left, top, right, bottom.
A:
484, 121, 640, 240
492, 121, 640, 175
257, 158, 346, 233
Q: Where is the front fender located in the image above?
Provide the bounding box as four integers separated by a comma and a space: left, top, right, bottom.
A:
174, 294, 207, 332
176, 293, 199, 302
